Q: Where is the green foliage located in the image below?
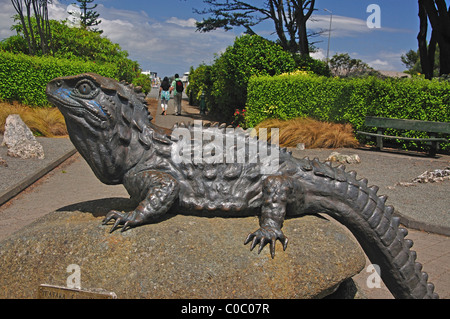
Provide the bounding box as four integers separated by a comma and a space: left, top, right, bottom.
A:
0, 51, 117, 106
49, 19, 139, 83
131, 72, 152, 95
329, 53, 380, 78
1, 18, 140, 83
0, 17, 148, 107
187, 35, 330, 122
246, 73, 450, 151
0, 35, 28, 54
292, 54, 330, 77
192, 35, 299, 122
401, 48, 440, 77
75, 0, 103, 33
186, 64, 213, 107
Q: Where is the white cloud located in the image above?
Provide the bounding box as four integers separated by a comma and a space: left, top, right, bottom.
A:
367, 51, 407, 71
368, 59, 389, 69
308, 14, 404, 38
308, 14, 370, 38
48, 0, 70, 21
0, 0, 17, 39
166, 17, 197, 28
310, 48, 326, 61
64, 3, 237, 76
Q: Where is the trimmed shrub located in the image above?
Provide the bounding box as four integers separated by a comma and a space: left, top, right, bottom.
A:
0, 51, 117, 106
200, 35, 299, 122
246, 73, 450, 151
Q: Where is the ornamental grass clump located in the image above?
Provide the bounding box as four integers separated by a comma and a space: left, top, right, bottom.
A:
254, 117, 359, 149
0, 102, 67, 137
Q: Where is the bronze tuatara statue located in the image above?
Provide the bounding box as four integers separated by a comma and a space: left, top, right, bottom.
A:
46, 73, 438, 299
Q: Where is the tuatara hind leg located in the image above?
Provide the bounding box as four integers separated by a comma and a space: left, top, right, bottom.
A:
103, 170, 179, 232
245, 175, 303, 258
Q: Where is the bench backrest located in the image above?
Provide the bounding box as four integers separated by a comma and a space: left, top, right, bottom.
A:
365, 116, 450, 134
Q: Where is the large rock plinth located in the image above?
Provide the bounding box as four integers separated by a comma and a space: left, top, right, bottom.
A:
0, 209, 365, 299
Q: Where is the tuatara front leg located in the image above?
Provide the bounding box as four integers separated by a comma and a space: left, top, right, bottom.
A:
103, 170, 179, 232
245, 175, 303, 258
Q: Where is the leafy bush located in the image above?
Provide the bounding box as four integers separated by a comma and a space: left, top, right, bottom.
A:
132, 72, 152, 95
292, 54, 330, 77
1, 18, 140, 84
0, 51, 117, 106
246, 73, 450, 151
187, 35, 330, 123
193, 35, 299, 122
186, 64, 213, 107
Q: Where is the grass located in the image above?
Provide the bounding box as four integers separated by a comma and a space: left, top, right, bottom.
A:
0, 101, 67, 137
254, 117, 360, 149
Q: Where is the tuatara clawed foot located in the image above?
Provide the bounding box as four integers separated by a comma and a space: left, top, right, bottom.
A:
102, 210, 145, 233
244, 227, 289, 259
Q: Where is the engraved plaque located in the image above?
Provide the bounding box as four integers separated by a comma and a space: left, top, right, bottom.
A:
38, 284, 117, 299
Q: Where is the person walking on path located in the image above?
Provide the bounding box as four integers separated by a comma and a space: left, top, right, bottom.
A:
159, 77, 171, 115
170, 73, 183, 116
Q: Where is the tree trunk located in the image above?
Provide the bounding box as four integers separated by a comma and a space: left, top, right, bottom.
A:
297, 21, 310, 56
428, 31, 437, 76
25, 0, 37, 55
295, 0, 315, 57
17, 13, 34, 55
269, 0, 290, 52
43, 3, 54, 55
32, 0, 53, 55
421, 0, 450, 76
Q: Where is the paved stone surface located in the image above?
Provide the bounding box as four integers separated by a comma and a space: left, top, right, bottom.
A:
0, 94, 448, 298
290, 147, 450, 236
0, 135, 76, 205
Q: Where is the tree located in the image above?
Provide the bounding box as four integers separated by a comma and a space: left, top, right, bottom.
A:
401, 48, 440, 76
10, 0, 53, 55
194, 0, 316, 56
401, 49, 420, 71
329, 53, 379, 77
75, 0, 102, 33
417, 0, 450, 78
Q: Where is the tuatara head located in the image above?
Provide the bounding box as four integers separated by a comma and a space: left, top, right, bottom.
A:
46, 73, 153, 184
46, 73, 151, 131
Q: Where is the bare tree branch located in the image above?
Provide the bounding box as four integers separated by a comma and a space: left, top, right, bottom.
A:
194, 0, 316, 56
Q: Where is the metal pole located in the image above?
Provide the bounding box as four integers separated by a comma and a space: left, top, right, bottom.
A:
324, 8, 333, 65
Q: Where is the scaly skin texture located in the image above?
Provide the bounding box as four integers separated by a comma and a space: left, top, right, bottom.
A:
46, 73, 439, 299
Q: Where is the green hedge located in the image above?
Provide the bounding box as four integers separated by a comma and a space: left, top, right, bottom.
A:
0, 51, 118, 106
246, 73, 450, 151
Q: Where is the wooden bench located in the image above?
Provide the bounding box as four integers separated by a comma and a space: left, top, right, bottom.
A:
357, 116, 449, 156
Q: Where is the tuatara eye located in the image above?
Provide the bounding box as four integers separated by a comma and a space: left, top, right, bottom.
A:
79, 83, 91, 95
75, 80, 96, 97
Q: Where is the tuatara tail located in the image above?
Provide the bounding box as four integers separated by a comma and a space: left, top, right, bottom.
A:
300, 159, 439, 299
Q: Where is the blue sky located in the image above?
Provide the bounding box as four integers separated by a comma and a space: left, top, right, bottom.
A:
0, 0, 425, 77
